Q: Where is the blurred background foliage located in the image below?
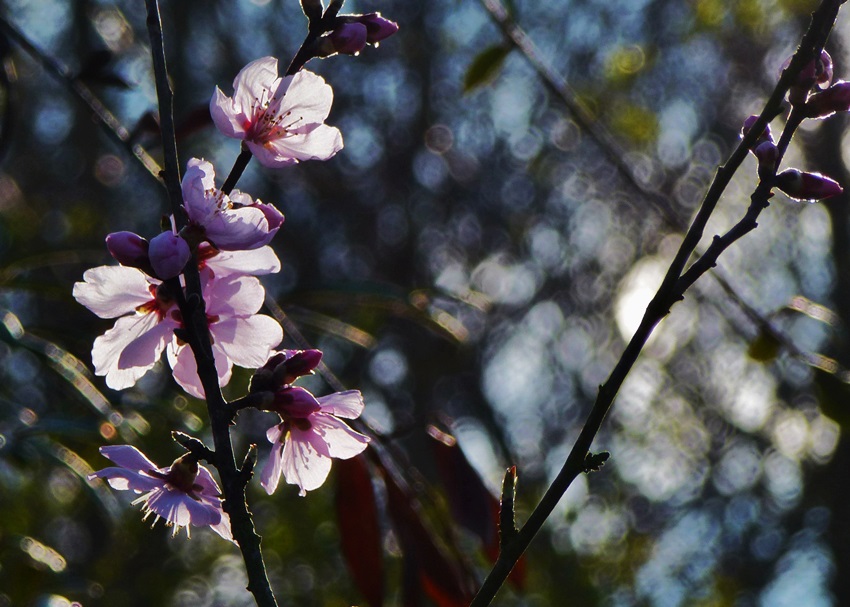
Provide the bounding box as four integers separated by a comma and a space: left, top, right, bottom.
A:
1, 0, 850, 605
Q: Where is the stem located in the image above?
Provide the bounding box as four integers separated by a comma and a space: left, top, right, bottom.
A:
144, 2, 278, 606
470, 1, 844, 603
221, 147, 254, 195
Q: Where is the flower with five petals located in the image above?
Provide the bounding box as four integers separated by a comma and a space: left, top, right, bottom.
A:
210, 57, 343, 168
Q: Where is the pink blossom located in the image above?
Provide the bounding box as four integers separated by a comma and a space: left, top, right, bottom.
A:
88, 445, 232, 541
166, 271, 283, 398
182, 158, 284, 250
261, 388, 370, 496
73, 265, 282, 395
73, 265, 180, 390
804, 81, 850, 119
210, 57, 343, 168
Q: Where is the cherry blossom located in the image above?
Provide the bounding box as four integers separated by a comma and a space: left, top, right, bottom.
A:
260, 387, 370, 496
73, 265, 180, 390
210, 57, 343, 168
88, 445, 232, 541
166, 270, 283, 398
73, 265, 282, 395
182, 158, 284, 250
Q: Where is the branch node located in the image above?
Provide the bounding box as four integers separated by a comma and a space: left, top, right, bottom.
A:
171, 431, 215, 462
582, 451, 610, 473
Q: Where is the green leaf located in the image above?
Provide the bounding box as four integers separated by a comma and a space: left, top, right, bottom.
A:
463, 44, 512, 93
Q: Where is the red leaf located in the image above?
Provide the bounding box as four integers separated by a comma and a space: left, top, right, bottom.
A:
428, 426, 526, 589
383, 468, 475, 607
335, 455, 384, 607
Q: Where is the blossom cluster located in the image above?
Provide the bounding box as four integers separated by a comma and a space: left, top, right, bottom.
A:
80, 11, 396, 538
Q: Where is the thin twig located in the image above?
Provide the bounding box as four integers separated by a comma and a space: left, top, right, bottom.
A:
470, 1, 844, 603
0, 13, 163, 183
477, 0, 831, 383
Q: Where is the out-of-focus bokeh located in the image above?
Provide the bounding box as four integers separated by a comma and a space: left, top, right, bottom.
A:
2, 0, 850, 605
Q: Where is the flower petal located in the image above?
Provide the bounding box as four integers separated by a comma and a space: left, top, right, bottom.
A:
167, 342, 233, 398
93, 314, 175, 390
260, 430, 285, 495
88, 467, 164, 492
211, 315, 283, 369
256, 124, 343, 166
205, 275, 267, 316
99, 445, 160, 472
73, 266, 156, 319
210, 86, 247, 139
311, 414, 370, 459
232, 56, 281, 119
275, 70, 334, 126
282, 426, 333, 495
204, 246, 281, 277
317, 390, 365, 419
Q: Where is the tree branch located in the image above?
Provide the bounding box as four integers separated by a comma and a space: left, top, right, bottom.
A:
470, 1, 845, 603
143, 2, 278, 605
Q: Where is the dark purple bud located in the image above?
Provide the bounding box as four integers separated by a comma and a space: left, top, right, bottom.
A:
804, 81, 850, 119
250, 349, 323, 393
741, 115, 774, 148
753, 141, 778, 180
106, 231, 157, 276
273, 349, 323, 386
270, 386, 322, 418
356, 12, 399, 44
149, 231, 191, 279
787, 50, 833, 105
329, 23, 368, 55
107, 231, 149, 265
776, 169, 843, 202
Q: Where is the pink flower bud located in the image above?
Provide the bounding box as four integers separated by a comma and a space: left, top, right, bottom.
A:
753, 141, 778, 180
775, 169, 843, 202
106, 231, 151, 268
804, 81, 850, 119
786, 50, 832, 105
250, 349, 323, 393
149, 231, 191, 279
356, 12, 399, 44
328, 23, 368, 55
741, 115, 774, 147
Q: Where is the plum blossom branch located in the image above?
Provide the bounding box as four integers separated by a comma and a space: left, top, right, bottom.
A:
470, 0, 846, 604
143, 2, 278, 606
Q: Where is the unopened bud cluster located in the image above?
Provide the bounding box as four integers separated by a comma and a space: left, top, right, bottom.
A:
740, 49, 849, 203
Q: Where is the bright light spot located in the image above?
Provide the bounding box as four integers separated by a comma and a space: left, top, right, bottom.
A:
614, 256, 697, 359
20, 537, 66, 572
725, 373, 775, 432
808, 415, 840, 463
763, 451, 802, 507
369, 348, 408, 387
713, 439, 762, 495
471, 255, 539, 306
772, 410, 809, 460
